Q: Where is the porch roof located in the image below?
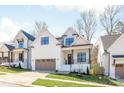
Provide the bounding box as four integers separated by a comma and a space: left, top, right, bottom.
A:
12, 48, 28, 52
112, 55, 124, 58
62, 44, 92, 50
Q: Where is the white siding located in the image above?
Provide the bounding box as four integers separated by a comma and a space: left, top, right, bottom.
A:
32, 30, 61, 71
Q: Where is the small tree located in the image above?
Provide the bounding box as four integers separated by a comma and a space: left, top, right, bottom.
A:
90, 62, 105, 76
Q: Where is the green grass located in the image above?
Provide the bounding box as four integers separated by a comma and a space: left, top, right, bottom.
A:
32, 79, 98, 87
47, 73, 124, 86
0, 66, 30, 73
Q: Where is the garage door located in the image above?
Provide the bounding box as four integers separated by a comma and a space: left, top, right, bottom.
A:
115, 64, 124, 79
35, 59, 56, 71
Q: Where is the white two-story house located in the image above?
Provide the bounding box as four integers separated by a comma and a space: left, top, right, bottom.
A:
0, 30, 35, 69
31, 27, 92, 73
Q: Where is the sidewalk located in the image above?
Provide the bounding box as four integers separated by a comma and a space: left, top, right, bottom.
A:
42, 77, 114, 87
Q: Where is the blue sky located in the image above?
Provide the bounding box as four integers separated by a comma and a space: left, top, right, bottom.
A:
0, 5, 124, 43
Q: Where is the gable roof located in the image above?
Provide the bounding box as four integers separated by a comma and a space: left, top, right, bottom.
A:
100, 34, 121, 50
20, 30, 35, 41
72, 35, 92, 46
63, 27, 78, 36
32, 28, 60, 46
4, 44, 15, 50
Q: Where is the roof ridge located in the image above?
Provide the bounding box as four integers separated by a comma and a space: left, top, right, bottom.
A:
20, 30, 35, 41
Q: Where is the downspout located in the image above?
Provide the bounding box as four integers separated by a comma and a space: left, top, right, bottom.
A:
89, 48, 91, 64
105, 50, 110, 76
108, 52, 110, 76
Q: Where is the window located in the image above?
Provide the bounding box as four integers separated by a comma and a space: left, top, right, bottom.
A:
77, 52, 86, 62
19, 53, 23, 61
41, 37, 49, 45
65, 38, 74, 46
18, 41, 24, 48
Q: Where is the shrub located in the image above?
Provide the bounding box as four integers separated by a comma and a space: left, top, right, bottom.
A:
90, 62, 105, 76
97, 67, 105, 75
86, 66, 89, 75
18, 63, 22, 69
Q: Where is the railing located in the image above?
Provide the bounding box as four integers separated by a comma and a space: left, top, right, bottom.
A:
64, 59, 89, 65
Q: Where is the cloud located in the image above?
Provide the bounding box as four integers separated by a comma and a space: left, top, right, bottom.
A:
0, 17, 21, 42
0, 17, 34, 42
55, 5, 107, 15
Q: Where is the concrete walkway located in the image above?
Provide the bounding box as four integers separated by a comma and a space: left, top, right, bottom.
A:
41, 77, 114, 87
0, 71, 48, 87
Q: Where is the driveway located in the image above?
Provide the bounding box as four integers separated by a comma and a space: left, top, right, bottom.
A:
0, 81, 25, 87
0, 71, 49, 87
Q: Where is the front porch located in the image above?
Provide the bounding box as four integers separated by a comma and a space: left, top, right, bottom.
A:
0, 48, 29, 69
60, 45, 92, 73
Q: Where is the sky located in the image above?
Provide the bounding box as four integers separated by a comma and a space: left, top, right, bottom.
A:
0, 5, 124, 43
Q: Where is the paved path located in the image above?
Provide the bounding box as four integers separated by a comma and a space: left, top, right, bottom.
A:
0, 71, 48, 87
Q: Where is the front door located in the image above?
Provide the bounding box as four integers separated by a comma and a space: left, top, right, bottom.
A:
68, 54, 72, 64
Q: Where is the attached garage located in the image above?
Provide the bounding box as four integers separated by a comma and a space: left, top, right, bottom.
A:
35, 59, 56, 71
115, 64, 124, 79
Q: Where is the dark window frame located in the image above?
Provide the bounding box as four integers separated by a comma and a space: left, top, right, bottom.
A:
77, 52, 86, 62
41, 37, 49, 45
65, 37, 74, 46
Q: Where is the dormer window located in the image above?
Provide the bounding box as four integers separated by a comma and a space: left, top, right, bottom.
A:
18, 39, 24, 48
65, 38, 74, 46
41, 37, 49, 45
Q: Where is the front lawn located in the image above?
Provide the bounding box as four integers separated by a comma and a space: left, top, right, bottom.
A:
0, 66, 30, 73
32, 79, 97, 87
47, 73, 124, 86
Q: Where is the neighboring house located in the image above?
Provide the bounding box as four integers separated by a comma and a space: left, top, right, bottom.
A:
96, 34, 124, 79
32, 27, 92, 73
0, 30, 35, 69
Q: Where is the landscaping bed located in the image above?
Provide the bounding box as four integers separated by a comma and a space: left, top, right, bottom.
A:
47, 73, 124, 86
0, 66, 30, 73
32, 79, 97, 87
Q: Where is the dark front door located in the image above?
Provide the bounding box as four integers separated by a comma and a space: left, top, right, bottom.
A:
68, 54, 72, 64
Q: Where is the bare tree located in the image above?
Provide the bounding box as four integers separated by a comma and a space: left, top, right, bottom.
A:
115, 21, 124, 33
76, 10, 97, 41
100, 5, 120, 35
32, 21, 48, 36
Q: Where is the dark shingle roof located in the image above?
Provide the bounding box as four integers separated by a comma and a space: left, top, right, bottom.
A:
101, 34, 121, 50
5, 44, 15, 50
21, 30, 35, 41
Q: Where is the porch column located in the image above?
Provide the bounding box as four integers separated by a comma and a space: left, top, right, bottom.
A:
11, 51, 13, 62
2, 52, 4, 61
8, 51, 10, 63
71, 50, 74, 64
22, 51, 24, 62
89, 48, 91, 64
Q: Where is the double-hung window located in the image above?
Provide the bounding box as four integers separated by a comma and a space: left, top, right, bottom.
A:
41, 37, 49, 45
65, 38, 74, 46
77, 52, 86, 62
18, 41, 24, 48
